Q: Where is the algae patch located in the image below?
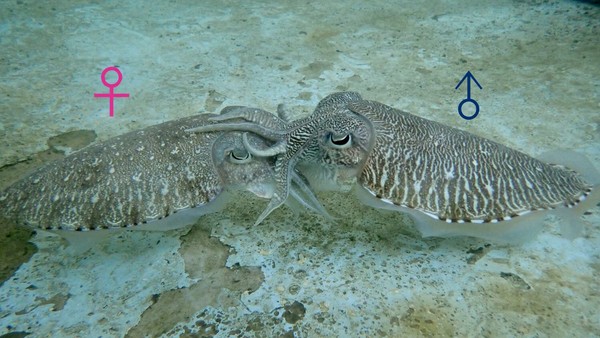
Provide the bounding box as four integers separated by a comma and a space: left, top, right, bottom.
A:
0, 220, 37, 287
126, 227, 264, 337
46, 129, 97, 155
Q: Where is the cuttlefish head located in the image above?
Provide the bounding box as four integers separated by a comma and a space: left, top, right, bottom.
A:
212, 130, 334, 220
189, 93, 375, 225
296, 92, 374, 192
212, 131, 276, 199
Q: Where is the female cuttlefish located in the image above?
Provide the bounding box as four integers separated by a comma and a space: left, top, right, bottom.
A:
189, 92, 599, 242
0, 108, 330, 248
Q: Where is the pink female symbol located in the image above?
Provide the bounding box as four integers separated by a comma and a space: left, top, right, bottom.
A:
94, 66, 130, 117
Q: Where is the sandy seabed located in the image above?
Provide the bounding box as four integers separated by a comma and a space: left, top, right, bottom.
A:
0, 1, 598, 337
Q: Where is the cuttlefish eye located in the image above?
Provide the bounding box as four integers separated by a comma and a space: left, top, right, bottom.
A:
327, 133, 352, 149
229, 148, 252, 164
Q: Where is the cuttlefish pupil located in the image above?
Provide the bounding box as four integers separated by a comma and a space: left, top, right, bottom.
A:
328, 133, 352, 148
229, 148, 251, 163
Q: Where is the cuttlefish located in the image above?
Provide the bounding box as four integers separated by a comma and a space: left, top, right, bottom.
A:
187, 92, 375, 226
0, 108, 328, 237
190, 92, 599, 242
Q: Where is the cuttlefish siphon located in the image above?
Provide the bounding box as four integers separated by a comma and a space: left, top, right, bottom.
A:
0, 108, 328, 237
190, 92, 599, 242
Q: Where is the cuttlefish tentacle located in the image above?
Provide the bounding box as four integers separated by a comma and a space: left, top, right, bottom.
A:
187, 93, 375, 225
214, 126, 330, 221
289, 170, 334, 220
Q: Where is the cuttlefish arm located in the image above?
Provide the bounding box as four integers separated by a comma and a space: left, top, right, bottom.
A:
186, 106, 287, 139
187, 94, 376, 225
186, 107, 292, 225
212, 106, 289, 130
289, 170, 333, 220
214, 125, 330, 223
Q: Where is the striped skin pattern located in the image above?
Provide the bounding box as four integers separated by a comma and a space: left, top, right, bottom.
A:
192, 92, 597, 240
348, 99, 594, 224
186, 93, 375, 225
0, 114, 292, 231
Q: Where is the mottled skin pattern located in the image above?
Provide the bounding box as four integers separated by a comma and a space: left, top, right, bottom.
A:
17, 91, 591, 233
0, 114, 279, 231
346, 98, 593, 223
